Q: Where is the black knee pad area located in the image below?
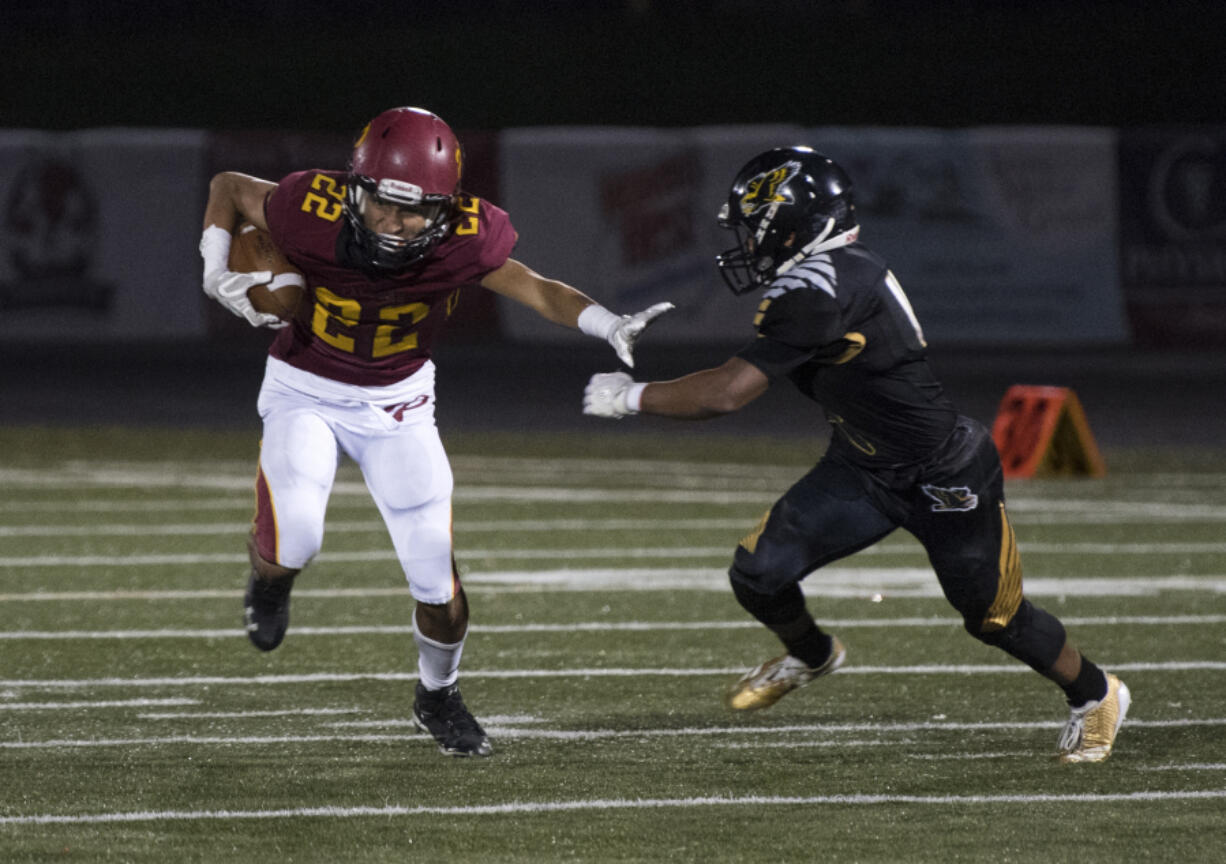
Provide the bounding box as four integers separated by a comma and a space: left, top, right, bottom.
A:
971, 598, 1066, 673
729, 573, 807, 628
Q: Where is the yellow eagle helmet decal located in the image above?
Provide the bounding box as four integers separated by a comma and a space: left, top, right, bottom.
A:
354, 121, 371, 150
739, 160, 802, 218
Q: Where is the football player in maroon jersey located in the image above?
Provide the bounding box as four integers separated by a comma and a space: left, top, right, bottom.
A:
200, 106, 672, 757
584, 147, 1129, 764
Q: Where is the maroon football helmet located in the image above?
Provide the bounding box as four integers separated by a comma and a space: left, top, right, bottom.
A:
345, 107, 463, 269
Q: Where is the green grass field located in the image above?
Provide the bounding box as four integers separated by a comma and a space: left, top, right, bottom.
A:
1, 426, 1224, 862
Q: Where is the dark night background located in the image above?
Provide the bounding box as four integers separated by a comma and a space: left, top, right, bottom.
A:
5, 0, 1225, 132
3, 0, 1224, 444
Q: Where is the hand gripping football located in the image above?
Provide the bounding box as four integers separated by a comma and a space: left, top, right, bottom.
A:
227, 222, 306, 320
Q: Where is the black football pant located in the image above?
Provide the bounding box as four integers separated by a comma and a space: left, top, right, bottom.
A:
729, 417, 1065, 673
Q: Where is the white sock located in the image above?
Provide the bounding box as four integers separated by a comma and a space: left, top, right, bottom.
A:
413, 609, 465, 690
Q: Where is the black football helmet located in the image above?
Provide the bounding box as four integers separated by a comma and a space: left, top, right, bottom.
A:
344, 106, 463, 270
716, 147, 858, 294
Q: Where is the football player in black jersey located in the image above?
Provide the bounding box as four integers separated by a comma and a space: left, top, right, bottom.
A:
583, 147, 1129, 763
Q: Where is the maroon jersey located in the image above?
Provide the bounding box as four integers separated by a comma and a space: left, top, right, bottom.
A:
263, 170, 516, 386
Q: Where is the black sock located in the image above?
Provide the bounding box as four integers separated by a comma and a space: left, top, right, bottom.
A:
1062, 658, 1108, 707
782, 622, 834, 669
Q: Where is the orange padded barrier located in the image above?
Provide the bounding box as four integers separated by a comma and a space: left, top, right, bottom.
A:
991, 385, 1106, 479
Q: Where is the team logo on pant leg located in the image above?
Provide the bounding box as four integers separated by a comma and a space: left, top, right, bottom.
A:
382, 395, 429, 422
921, 484, 979, 512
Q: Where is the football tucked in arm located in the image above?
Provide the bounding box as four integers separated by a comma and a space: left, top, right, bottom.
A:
228, 223, 306, 320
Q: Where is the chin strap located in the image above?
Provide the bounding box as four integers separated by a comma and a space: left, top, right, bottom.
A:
774, 221, 861, 277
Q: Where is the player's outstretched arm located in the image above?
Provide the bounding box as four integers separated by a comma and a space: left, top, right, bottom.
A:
584, 357, 769, 420
480, 258, 673, 367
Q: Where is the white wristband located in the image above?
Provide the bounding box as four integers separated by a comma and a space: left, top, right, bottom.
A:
269, 272, 306, 290
626, 382, 647, 413
200, 224, 232, 275
577, 304, 621, 340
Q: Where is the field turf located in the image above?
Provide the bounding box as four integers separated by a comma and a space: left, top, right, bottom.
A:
1, 427, 1224, 862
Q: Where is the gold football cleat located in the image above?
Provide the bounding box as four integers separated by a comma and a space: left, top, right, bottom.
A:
1058, 673, 1131, 763
726, 637, 846, 711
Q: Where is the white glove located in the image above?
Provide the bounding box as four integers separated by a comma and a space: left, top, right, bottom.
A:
611, 302, 674, 368
200, 225, 286, 329
203, 268, 286, 329
578, 302, 675, 368
584, 371, 642, 419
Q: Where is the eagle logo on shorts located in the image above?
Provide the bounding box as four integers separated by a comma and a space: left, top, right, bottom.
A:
921, 484, 979, 513
739, 160, 801, 217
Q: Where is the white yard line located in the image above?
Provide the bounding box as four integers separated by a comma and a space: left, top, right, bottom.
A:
1, 474, 778, 504
3, 570, 1226, 600
136, 708, 364, 720
0, 517, 753, 537
3, 459, 1225, 516
4, 788, 1226, 826
50, 455, 804, 480
20, 459, 1226, 486
0, 588, 417, 602
3, 717, 1225, 751
0, 550, 737, 567
716, 739, 914, 750
0, 698, 197, 711
4, 517, 1225, 558
18, 547, 749, 566
0, 499, 254, 514
4, 497, 1224, 523
4, 541, 1226, 569
2, 614, 1225, 641
1020, 542, 1226, 553
2, 661, 1223, 691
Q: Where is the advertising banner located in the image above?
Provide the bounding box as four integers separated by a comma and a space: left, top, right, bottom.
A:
498, 125, 806, 346
0, 126, 506, 347
497, 126, 1127, 346
809, 126, 1125, 344
0, 124, 1134, 348
1119, 127, 1226, 345
0, 128, 208, 341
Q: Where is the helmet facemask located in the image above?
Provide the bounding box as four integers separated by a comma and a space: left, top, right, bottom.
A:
344, 177, 455, 271
716, 201, 790, 295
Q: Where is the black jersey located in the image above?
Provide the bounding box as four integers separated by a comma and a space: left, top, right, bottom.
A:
737, 241, 957, 467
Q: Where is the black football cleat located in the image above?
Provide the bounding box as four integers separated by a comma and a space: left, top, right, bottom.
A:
412, 682, 493, 757
243, 571, 295, 651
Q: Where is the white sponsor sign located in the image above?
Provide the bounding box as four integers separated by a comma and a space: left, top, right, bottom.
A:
0, 129, 208, 341
810, 126, 1126, 344
498, 125, 806, 347
497, 126, 1127, 345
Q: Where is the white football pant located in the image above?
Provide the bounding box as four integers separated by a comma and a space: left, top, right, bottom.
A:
252, 356, 458, 605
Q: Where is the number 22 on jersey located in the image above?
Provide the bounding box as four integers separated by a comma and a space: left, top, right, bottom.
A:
312, 287, 435, 358
297, 173, 477, 359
